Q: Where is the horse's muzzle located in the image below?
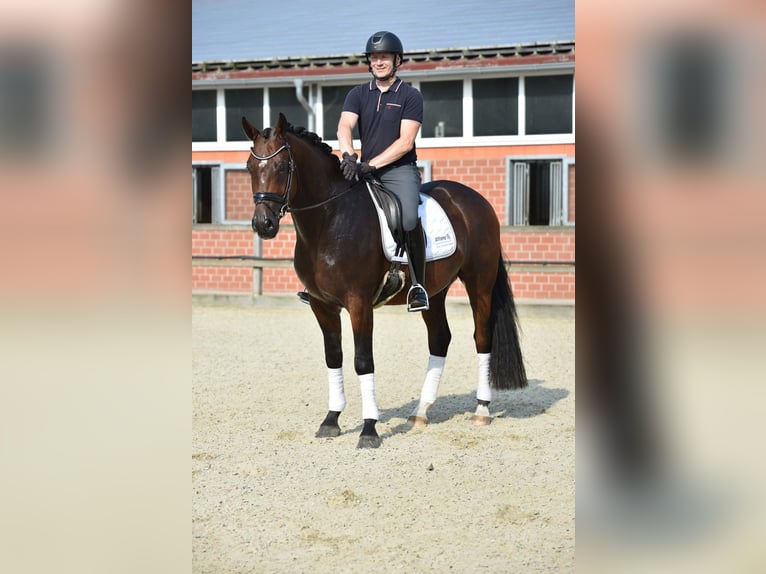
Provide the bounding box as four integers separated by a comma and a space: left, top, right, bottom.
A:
252, 210, 279, 238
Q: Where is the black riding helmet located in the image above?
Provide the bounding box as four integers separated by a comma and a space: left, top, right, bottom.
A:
365, 31, 404, 58
364, 31, 404, 79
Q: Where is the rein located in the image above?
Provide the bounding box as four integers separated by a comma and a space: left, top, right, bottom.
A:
250, 139, 363, 216
288, 180, 362, 213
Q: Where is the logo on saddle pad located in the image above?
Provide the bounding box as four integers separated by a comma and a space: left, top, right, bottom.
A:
366, 183, 457, 263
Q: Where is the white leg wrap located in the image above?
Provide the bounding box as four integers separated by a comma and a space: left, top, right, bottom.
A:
411, 355, 446, 420
359, 373, 379, 420
327, 367, 345, 412
420, 355, 446, 405
477, 353, 492, 402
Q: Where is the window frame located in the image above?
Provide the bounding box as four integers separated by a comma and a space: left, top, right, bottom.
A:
505, 155, 575, 227
192, 67, 575, 152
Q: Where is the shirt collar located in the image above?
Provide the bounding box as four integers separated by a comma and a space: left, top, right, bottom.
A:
368, 78, 402, 92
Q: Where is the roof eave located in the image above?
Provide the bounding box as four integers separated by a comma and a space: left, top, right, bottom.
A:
191, 41, 575, 74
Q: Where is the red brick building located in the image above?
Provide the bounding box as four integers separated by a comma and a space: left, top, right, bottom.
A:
192, 1, 575, 303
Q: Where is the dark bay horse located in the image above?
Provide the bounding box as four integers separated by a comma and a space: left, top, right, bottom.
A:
243, 113, 526, 448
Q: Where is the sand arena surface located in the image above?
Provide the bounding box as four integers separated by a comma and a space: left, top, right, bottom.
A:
193, 299, 575, 572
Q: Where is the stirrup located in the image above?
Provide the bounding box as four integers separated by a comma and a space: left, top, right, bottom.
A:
297, 290, 310, 305
407, 284, 429, 312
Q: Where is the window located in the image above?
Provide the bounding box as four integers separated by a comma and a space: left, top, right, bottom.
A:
192, 164, 223, 224
421, 80, 463, 137
509, 159, 564, 226
416, 160, 432, 184
473, 77, 518, 136
192, 70, 575, 144
269, 86, 309, 128
192, 165, 213, 223
192, 90, 217, 142
525, 75, 573, 135
321, 84, 359, 140
226, 89, 263, 141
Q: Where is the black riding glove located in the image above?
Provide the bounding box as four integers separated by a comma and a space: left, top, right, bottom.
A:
341, 152, 358, 181
357, 162, 375, 178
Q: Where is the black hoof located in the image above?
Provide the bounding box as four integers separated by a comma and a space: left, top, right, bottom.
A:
356, 435, 382, 449
315, 424, 341, 438
356, 418, 381, 448
316, 411, 341, 438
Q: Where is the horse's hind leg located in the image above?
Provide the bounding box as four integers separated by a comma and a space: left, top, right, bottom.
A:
463, 271, 495, 426
409, 290, 451, 426
310, 301, 345, 438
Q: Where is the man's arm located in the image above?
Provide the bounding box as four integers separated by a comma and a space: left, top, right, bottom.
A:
366, 119, 421, 170
337, 111, 359, 156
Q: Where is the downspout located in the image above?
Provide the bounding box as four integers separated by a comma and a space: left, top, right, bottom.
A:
294, 79, 315, 132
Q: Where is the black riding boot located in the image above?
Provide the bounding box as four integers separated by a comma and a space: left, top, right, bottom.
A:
405, 221, 429, 312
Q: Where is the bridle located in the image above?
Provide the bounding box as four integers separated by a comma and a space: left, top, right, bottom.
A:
250, 136, 362, 217
250, 139, 296, 218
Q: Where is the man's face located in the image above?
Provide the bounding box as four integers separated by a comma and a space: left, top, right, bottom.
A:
369, 52, 396, 79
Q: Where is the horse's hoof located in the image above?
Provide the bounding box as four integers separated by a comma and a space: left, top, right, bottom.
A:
471, 414, 492, 426
472, 403, 492, 425
356, 435, 382, 449
315, 424, 341, 438
408, 403, 432, 427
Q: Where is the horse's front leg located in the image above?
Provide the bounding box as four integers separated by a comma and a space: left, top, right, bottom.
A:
348, 299, 381, 449
310, 300, 345, 438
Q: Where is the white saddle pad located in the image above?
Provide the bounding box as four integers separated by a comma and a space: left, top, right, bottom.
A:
368, 186, 457, 263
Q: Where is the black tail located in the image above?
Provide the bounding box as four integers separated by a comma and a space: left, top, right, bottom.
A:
489, 257, 527, 390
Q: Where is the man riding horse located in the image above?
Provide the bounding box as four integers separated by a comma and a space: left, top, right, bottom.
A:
302, 31, 429, 312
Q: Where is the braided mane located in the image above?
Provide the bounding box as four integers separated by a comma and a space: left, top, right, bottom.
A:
263, 123, 340, 168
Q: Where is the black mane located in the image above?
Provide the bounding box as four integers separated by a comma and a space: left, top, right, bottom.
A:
263, 123, 340, 167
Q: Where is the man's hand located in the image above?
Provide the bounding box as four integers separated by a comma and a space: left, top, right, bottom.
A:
357, 162, 375, 177
341, 152, 358, 181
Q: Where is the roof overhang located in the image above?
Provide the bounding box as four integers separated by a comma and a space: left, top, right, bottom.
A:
192, 41, 574, 84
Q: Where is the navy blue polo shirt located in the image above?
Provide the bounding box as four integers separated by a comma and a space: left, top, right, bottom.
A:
342, 78, 423, 167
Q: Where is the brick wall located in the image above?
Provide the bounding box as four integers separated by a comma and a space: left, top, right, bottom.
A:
192, 228, 254, 293
225, 170, 252, 221
192, 228, 575, 301
508, 269, 575, 300
432, 158, 508, 223
251, 226, 575, 301
192, 146, 575, 302
502, 230, 574, 262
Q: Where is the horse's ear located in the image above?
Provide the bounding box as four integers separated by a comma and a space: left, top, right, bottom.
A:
242, 117, 259, 141
274, 112, 288, 136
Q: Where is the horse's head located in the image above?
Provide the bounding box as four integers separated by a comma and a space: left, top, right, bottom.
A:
242, 113, 295, 238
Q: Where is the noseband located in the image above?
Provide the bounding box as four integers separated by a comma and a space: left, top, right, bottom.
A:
250, 139, 295, 218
